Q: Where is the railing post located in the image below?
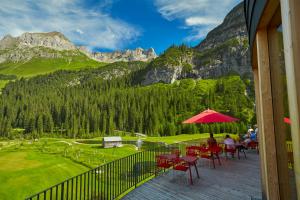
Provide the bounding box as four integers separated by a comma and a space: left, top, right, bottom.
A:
135, 153, 137, 188
61, 182, 64, 200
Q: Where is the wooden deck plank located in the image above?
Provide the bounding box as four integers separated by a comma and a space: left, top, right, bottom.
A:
122, 151, 262, 200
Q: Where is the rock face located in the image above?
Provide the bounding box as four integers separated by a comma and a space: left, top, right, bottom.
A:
0, 32, 79, 63
195, 3, 247, 51
193, 2, 250, 78
0, 32, 76, 51
0, 32, 157, 64
18, 32, 76, 50
142, 66, 183, 85
141, 2, 251, 85
80, 47, 157, 63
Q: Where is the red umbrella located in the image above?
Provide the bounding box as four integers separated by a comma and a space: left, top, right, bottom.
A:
284, 117, 291, 124
183, 109, 239, 124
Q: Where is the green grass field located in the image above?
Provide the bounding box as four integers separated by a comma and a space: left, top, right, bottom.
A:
0, 57, 106, 78
0, 80, 9, 91
0, 138, 138, 200
0, 151, 88, 199
0, 134, 234, 199
0, 53, 107, 89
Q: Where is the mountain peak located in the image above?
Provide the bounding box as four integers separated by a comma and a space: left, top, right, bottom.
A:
195, 2, 246, 51
17, 31, 76, 50
0, 31, 76, 51
0, 34, 18, 49
2, 34, 13, 39
80, 47, 157, 63
140, 2, 251, 85
20, 31, 70, 41
0, 31, 158, 64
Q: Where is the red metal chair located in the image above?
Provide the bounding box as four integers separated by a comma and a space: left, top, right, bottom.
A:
186, 146, 199, 157
248, 141, 259, 153
199, 145, 222, 168
172, 158, 192, 184
224, 145, 236, 159
156, 155, 172, 173
210, 145, 222, 166
199, 146, 213, 167
171, 149, 181, 158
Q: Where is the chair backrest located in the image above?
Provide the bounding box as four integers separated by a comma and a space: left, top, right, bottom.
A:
248, 141, 258, 148
224, 144, 235, 150
186, 148, 198, 157
171, 149, 181, 157
156, 155, 168, 165
210, 144, 223, 153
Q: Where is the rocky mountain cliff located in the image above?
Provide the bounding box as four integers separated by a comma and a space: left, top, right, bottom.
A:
0, 32, 76, 51
0, 32, 157, 64
141, 2, 251, 85
0, 32, 82, 63
79, 47, 157, 63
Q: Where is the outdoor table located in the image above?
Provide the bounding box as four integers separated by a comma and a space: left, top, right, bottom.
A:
235, 143, 247, 159
180, 156, 200, 185
159, 154, 200, 185
220, 142, 247, 159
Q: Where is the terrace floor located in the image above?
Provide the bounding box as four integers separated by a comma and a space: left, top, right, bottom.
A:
123, 151, 262, 200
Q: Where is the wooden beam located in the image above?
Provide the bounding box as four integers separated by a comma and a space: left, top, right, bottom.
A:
253, 67, 267, 199
252, 41, 258, 70
256, 29, 280, 200
280, 0, 300, 197
257, 0, 280, 29
268, 27, 291, 200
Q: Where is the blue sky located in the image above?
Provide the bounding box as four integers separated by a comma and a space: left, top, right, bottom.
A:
0, 0, 241, 54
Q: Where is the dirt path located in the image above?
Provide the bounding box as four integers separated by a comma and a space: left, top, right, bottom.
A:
56, 141, 72, 146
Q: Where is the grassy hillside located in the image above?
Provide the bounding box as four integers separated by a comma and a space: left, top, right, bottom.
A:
0, 56, 105, 77
0, 50, 107, 90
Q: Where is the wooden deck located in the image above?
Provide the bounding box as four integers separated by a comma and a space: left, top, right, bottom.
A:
123, 151, 262, 200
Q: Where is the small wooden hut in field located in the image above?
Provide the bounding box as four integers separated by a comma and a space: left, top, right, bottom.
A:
102, 136, 122, 148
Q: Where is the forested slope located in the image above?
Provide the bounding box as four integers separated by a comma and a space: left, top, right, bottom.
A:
0, 61, 255, 138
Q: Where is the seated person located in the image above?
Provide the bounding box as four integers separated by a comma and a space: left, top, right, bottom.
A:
244, 134, 251, 147
207, 133, 217, 148
250, 130, 257, 141
224, 135, 235, 149
243, 131, 250, 139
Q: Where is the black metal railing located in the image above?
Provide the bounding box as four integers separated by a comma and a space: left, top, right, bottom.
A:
25, 144, 179, 200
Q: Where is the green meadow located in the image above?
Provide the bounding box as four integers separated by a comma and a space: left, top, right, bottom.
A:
0, 138, 136, 199
0, 57, 105, 78
0, 134, 233, 199
0, 80, 9, 90
0, 54, 106, 89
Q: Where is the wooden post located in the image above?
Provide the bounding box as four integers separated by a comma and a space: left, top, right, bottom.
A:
268, 28, 291, 199
253, 68, 267, 199
280, 0, 300, 197
256, 29, 280, 200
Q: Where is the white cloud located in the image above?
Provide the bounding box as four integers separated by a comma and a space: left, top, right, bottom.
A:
155, 0, 241, 41
185, 17, 220, 26
75, 29, 84, 35
0, 0, 140, 50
